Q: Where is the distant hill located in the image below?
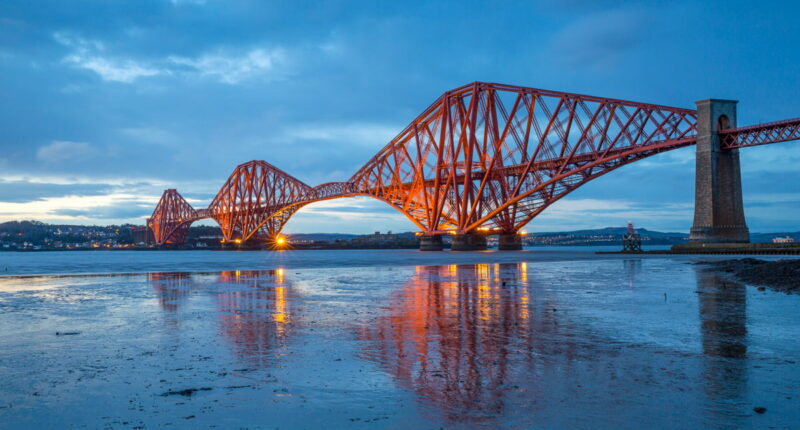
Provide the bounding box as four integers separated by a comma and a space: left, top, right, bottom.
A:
527, 228, 800, 246
526, 227, 687, 246
539, 227, 687, 238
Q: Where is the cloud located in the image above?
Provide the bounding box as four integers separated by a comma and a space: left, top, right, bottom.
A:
64, 55, 161, 83
169, 0, 207, 5
56, 32, 159, 83
0, 179, 113, 203
284, 197, 415, 234
118, 127, 178, 147
0, 193, 158, 223
533, 198, 694, 231
49, 204, 153, 220
36, 141, 92, 163
746, 192, 800, 204
168, 48, 285, 84
283, 122, 400, 148
55, 32, 286, 84
549, 9, 647, 69
0, 174, 219, 225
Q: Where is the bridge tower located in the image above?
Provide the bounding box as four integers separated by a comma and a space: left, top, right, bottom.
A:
689, 99, 749, 243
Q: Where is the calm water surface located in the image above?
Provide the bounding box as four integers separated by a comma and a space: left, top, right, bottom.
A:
0, 250, 798, 429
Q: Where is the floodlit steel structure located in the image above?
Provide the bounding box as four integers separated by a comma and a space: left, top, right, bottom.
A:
148, 82, 800, 247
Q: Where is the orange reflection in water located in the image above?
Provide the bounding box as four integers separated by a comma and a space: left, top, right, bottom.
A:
358, 263, 534, 420
216, 269, 294, 366
149, 272, 192, 312
149, 269, 296, 366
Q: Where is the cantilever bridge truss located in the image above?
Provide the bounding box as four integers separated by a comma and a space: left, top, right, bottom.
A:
148, 82, 800, 245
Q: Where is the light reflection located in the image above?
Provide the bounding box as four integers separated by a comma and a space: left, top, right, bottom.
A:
149, 272, 192, 312
149, 269, 296, 366
623, 259, 642, 288
358, 263, 535, 421
217, 270, 294, 365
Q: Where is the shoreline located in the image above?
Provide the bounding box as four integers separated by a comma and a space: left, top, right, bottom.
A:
699, 258, 800, 294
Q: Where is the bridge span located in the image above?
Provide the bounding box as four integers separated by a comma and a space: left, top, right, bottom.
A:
147, 82, 800, 250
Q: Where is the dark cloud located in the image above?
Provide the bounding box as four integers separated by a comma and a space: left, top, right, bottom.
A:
548, 8, 648, 70
49, 204, 152, 220
0, 180, 114, 203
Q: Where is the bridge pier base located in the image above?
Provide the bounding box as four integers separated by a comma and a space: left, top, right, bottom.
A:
688, 99, 749, 244
451, 233, 487, 251
498, 233, 523, 250
419, 235, 444, 251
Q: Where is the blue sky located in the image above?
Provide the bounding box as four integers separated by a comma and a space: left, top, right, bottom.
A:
1, 0, 799, 233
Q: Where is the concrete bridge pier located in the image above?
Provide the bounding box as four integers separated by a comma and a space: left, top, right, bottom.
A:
451, 233, 488, 251
419, 235, 444, 251
689, 99, 750, 244
498, 233, 523, 250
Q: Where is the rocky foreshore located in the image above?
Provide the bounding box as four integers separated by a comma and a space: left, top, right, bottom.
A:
700, 258, 800, 294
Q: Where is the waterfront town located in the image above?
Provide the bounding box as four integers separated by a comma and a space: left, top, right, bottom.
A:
0, 219, 732, 251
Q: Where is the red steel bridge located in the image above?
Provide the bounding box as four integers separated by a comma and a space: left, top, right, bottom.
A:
148, 82, 800, 250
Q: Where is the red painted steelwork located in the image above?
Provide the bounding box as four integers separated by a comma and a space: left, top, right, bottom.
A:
348, 82, 698, 234
207, 160, 312, 242
720, 117, 800, 149
148, 82, 800, 246
148, 189, 198, 245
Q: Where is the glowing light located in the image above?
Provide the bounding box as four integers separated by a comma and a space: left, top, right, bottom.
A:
233, 238, 242, 244
520, 262, 528, 283
276, 237, 286, 245
518, 230, 528, 236
275, 285, 287, 326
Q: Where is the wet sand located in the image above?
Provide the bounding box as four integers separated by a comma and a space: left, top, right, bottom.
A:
700, 258, 800, 294
0, 252, 798, 429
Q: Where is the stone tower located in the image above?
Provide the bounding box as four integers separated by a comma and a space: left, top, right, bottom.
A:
689, 99, 750, 243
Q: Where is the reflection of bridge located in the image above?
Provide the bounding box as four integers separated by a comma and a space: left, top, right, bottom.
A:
148, 82, 800, 250
149, 269, 294, 367
145, 262, 752, 426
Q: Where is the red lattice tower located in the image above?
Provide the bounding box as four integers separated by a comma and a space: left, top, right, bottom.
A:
349, 82, 699, 235
207, 160, 312, 242
148, 189, 198, 245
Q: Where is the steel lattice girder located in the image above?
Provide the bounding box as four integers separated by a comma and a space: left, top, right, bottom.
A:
349, 82, 699, 233
148, 82, 800, 244
720, 117, 800, 149
207, 160, 313, 241
148, 189, 198, 245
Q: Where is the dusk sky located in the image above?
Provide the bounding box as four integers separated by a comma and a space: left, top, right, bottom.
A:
1, 0, 798, 234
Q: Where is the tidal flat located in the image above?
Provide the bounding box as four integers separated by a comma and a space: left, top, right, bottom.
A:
0, 250, 798, 429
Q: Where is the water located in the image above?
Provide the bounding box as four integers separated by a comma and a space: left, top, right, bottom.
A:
0, 250, 798, 429
0, 246, 676, 276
